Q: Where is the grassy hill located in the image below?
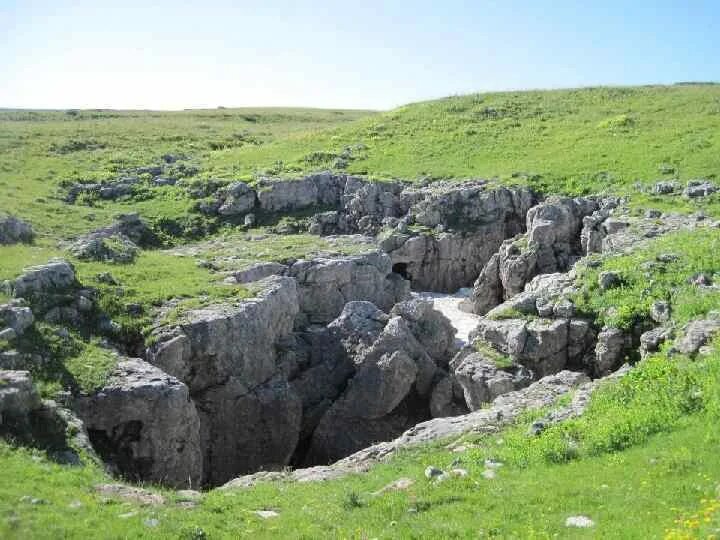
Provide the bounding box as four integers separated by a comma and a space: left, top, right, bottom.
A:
2, 86, 720, 538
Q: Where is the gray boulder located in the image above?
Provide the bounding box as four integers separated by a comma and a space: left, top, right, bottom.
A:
226, 262, 287, 284
451, 353, 515, 411
684, 180, 717, 198
4, 259, 78, 298
74, 359, 203, 488
675, 316, 720, 355
390, 298, 458, 366
653, 181, 678, 194
0, 301, 34, 336
0, 370, 41, 425
650, 301, 671, 323
593, 327, 626, 376
289, 252, 410, 325
217, 182, 257, 216
0, 215, 34, 245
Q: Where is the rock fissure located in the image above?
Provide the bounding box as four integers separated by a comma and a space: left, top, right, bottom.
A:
3, 175, 716, 490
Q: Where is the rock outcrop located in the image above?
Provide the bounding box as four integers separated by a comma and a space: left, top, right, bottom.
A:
301, 299, 457, 465
289, 252, 409, 325
147, 276, 300, 486
222, 370, 592, 488
465, 197, 599, 314
74, 359, 203, 489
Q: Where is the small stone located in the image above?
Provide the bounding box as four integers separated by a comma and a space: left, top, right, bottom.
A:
144, 518, 160, 528
484, 459, 503, 469
244, 213, 256, 227
68, 500, 83, 509
481, 469, 496, 479
254, 510, 279, 519
424, 466, 444, 480
644, 209, 662, 219
373, 478, 415, 495
565, 515, 595, 528
451, 468, 468, 477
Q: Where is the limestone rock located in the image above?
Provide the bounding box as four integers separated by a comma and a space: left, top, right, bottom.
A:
684, 180, 717, 198
675, 316, 720, 355
390, 298, 458, 366
650, 300, 670, 323
227, 262, 287, 284
593, 327, 626, 376
74, 359, 202, 488
0, 370, 41, 425
451, 353, 515, 411
289, 252, 409, 325
4, 259, 78, 298
0, 302, 34, 336
217, 181, 257, 216
0, 215, 34, 245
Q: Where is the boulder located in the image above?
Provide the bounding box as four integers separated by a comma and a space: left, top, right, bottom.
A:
289, 252, 409, 325
593, 327, 626, 376
390, 298, 457, 366
0, 370, 41, 425
451, 353, 515, 410
0, 215, 34, 245
675, 316, 720, 355
653, 181, 678, 194
74, 359, 203, 488
227, 262, 287, 284
4, 259, 78, 298
650, 301, 671, 323
0, 302, 34, 336
684, 180, 717, 198
217, 182, 257, 216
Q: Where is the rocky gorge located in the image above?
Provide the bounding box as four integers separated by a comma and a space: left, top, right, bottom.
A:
2, 173, 718, 490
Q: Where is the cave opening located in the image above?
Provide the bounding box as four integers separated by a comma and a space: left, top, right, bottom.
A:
392, 262, 411, 281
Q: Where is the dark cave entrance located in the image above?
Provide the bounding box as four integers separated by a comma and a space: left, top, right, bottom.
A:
392, 262, 411, 281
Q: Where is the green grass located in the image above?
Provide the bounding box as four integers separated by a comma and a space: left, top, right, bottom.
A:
218, 85, 720, 193
573, 228, 720, 330
0, 107, 373, 239
2, 346, 720, 539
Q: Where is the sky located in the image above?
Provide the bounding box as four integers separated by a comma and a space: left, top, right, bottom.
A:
1, 0, 718, 110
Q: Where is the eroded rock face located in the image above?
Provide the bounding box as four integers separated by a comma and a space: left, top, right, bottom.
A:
289, 252, 410, 325
302, 299, 456, 465
74, 359, 202, 488
675, 316, 720, 355
147, 276, 300, 486
466, 197, 599, 315
382, 186, 536, 292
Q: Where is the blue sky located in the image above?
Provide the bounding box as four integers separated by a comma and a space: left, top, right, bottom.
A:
1, 0, 718, 110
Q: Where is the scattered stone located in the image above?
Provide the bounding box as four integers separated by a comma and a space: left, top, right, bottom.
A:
656, 253, 679, 263
94, 484, 165, 506
644, 209, 662, 219
481, 469, 496, 479
675, 317, 720, 355
653, 181, 677, 194
451, 468, 468, 477
565, 515, 595, 528
484, 459, 503, 469
373, 478, 415, 495
254, 510, 279, 519
424, 466, 444, 480
244, 213, 256, 227
144, 518, 160, 528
